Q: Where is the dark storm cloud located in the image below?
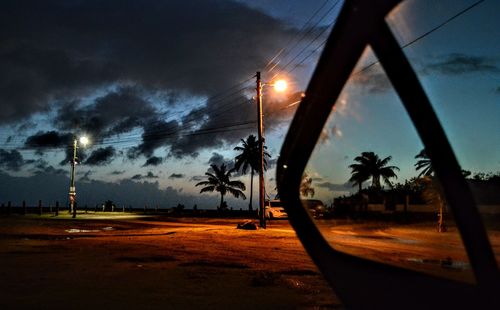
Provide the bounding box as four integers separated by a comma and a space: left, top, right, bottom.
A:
0, 0, 296, 125
146, 171, 159, 179
23, 130, 81, 164
142, 156, 164, 167
168, 173, 185, 179
189, 175, 205, 182
58, 145, 87, 166
84, 146, 116, 166
31, 159, 67, 175
207, 152, 235, 169
425, 53, 500, 75
127, 119, 181, 159
131, 171, 159, 180
131, 174, 143, 180
24, 131, 73, 149
110, 170, 125, 175
54, 86, 157, 139
166, 89, 301, 159
0, 149, 24, 171
80, 170, 94, 182
166, 94, 255, 159
317, 181, 351, 192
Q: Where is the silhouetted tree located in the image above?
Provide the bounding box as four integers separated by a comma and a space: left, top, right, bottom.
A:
234, 135, 270, 212
415, 176, 447, 232
196, 164, 246, 208
349, 152, 399, 190
349, 166, 370, 193
414, 149, 434, 178
300, 173, 315, 197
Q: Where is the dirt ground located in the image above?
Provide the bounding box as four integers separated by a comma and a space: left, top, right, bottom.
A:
0, 213, 498, 309
0, 214, 340, 310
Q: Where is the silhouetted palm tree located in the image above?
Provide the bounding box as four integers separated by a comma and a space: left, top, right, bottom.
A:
415, 149, 434, 178
349, 167, 369, 193
234, 135, 270, 211
349, 152, 399, 190
196, 164, 246, 208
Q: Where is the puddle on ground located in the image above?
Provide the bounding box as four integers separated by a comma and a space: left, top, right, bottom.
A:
65, 229, 100, 233
65, 226, 115, 233
331, 234, 418, 245
407, 257, 470, 270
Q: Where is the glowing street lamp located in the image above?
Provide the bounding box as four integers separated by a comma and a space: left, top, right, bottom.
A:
256, 72, 287, 228
79, 136, 89, 146
69, 135, 89, 218
273, 79, 288, 93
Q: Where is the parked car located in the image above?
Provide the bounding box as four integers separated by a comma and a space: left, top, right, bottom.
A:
301, 199, 326, 218
264, 200, 288, 219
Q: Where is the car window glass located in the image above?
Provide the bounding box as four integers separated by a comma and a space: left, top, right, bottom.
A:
386, 0, 500, 264
302, 44, 476, 284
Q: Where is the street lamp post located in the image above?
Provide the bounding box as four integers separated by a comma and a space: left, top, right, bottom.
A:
255, 71, 287, 228
256, 72, 266, 228
69, 136, 88, 218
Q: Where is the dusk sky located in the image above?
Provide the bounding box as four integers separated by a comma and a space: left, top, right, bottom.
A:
0, 0, 498, 208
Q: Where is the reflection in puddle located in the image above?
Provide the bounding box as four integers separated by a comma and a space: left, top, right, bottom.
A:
407, 257, 470, 270
65, 229, 99, 233
329, 233, 419, 245
65, 227, 115, 233
354, 235, 418, 244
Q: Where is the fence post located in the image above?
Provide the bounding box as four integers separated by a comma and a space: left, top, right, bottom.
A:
49, 203, 52, 214
144, 205, 147, 214
7, 201, 11, 215
55, 201, 59, 216
72, 201, 77, 218
22, 200, 27, 215
38, 200, 42, 216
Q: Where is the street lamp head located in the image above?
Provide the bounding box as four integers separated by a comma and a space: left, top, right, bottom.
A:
273, 79, 287, 92
79, 136, 89, 146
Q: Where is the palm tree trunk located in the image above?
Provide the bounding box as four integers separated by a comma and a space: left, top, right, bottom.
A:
373, 175, 381, 189
358, 182, 362, 193
249, 169, 254, 212
220, 193, 224, 210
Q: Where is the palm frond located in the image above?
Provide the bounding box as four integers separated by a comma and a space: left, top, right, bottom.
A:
199, 186, 215, 193
228, 180, 246, 190
227, 187, 246, 200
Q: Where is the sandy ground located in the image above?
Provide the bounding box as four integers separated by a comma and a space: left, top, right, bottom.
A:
0, 213, 498, 309
0, 214, 340, 310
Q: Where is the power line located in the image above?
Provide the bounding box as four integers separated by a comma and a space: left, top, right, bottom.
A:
8, 119, 257, 152
360, 0, 486, 76
275, 0, 341, 75
264, 0, 332, 72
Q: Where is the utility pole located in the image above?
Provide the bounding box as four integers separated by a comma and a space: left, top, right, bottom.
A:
256, 72, 266, 228
69, 138, 77, 216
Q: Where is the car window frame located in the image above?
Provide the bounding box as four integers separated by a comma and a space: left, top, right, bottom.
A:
276, 0, 499, 308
